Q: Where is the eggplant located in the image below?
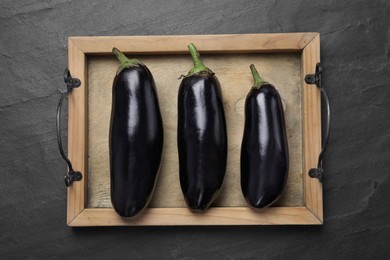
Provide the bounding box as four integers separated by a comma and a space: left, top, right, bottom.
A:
177, 43, 228, 211
109, 48, 163, 217
240, 64, 289, 208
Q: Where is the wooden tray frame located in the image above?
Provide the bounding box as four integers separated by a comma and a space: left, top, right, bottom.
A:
67, 33, 322, 226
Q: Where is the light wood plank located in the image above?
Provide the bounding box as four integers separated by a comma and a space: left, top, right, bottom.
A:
301, 34, 323, 223
69, 207, 322, 226
70, 33, 318, 54
67, 39, 87, 224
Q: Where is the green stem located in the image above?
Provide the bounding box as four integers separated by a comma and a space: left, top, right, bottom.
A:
250, 64, 268, 88
187, 43, 212, 76
112, 47, 141, 72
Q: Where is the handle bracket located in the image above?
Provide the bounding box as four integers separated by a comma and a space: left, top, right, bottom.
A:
56, 68, 82, 187
305, 63, 330, 183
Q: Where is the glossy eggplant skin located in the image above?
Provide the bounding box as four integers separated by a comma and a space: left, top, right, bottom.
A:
178, 73, 228, 211
109, 64, 163, 217
241, 84, 289, 208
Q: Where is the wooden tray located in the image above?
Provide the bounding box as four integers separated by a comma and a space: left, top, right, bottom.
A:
67, 33, 322, 226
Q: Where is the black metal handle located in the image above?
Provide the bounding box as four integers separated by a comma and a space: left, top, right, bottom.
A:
304, 63, 330, 182
56, 68, 82, 187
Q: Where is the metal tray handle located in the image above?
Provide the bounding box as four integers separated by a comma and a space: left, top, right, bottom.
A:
56, 68, 82, 187
304, 63, 330, 182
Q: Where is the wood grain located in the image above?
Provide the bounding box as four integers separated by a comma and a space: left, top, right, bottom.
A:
70, 33, 316, 54
301, 34, 323, 222
67, 39, 87, 224
87, 53, 304, 209
68, 207, 322, 226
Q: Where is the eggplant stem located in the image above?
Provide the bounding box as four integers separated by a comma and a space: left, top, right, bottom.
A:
187, 43, 213, 76
250, 64, 268, 88
112, 47, 141, 72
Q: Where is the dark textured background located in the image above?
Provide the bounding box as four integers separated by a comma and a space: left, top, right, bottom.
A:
1, 0, 389, 259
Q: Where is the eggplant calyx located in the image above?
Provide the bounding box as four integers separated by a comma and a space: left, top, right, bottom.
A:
186, 43, 213, 76
250, 64, 268, 89
112, 47, 142, 73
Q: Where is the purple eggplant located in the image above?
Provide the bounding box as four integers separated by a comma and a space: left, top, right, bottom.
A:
178, 43, 227, 211
241, 64, 289, 208
109, 48, 163, 217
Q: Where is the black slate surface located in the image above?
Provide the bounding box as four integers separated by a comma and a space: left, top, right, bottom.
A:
1, 0, 389, 259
